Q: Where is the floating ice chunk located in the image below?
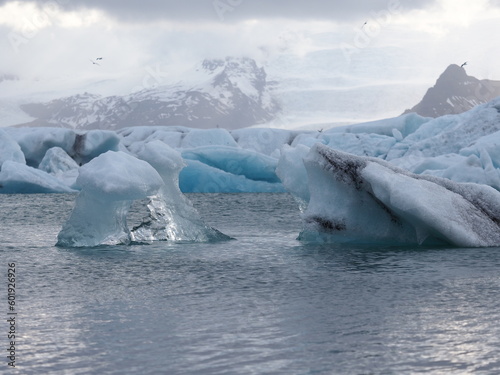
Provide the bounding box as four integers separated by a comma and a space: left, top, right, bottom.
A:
297, 144, 500, 247
118, 126, 190, 153
0, 160, 76, 194
39, 147, 80, 188
56, 151, 163, 247
0, 129, 25, 168
399, 151, 500, 190
386, 101, 500, 162
435, 153, 500, 190
132, 141, 230, 242
180, 159, 285, 193
388, 130, 500, 189
460, 131, 500, 169
39, 147, 79, 174
182, 145, 280, 183
5, 127, 76, 167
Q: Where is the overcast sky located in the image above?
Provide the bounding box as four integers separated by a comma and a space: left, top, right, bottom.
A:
1, 0, 500, 107
0, 0, 436, 23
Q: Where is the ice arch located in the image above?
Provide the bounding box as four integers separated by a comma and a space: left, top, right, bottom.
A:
56, 151, 163, 247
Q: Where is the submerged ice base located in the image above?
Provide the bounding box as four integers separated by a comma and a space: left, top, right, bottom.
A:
293, 144, 500, 247
131, 141, 230, 242
130, 192, 229, 242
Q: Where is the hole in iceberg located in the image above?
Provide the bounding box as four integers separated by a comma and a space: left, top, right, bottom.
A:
56, 145, 230, 248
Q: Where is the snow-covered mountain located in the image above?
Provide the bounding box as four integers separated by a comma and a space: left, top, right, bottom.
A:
17, 57, 280, 130
8, 55, 500, 131
403, 64, 500, 117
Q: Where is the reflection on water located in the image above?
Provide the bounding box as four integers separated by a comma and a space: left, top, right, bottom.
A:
1, 194, 500, 374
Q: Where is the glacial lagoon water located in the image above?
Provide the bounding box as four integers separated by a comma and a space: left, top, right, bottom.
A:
1, 193, 500, 374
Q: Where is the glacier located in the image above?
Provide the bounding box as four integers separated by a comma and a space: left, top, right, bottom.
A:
3, 96, 500, 246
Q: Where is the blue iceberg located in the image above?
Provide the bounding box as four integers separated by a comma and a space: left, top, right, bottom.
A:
180, 145, 284, 193
0, 160, 77, 194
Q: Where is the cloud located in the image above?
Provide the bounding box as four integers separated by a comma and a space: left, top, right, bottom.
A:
0, 0, 436, 24
1, 0, 500, 102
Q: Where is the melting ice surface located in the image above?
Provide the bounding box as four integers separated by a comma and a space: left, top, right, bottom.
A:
57, 147, 228, 247
291, 144, 500, 247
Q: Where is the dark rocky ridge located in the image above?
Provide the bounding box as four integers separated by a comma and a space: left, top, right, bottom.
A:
404, 64, 500, 117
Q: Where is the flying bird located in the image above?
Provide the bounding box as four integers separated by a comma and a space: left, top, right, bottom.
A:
89, 59, 100, 66
461, 62, 467, 68
362, 21, 368, 29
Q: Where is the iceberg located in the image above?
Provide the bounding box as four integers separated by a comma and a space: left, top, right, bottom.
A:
0, 129, 25, 168
294, 143, 500, 247
131, 141, 230, 242
179, 159, 285, 193
4, 127, 76, 167
182, 146, 281, 183
386, 99, 500, 166
0, 160, 77, 194
39, 147, 79, 175
38, 147, 80, 188
56, 151, 163, 247
118, 127, 287, 192
179, 144, 285, 192
117, 126, 190, 153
